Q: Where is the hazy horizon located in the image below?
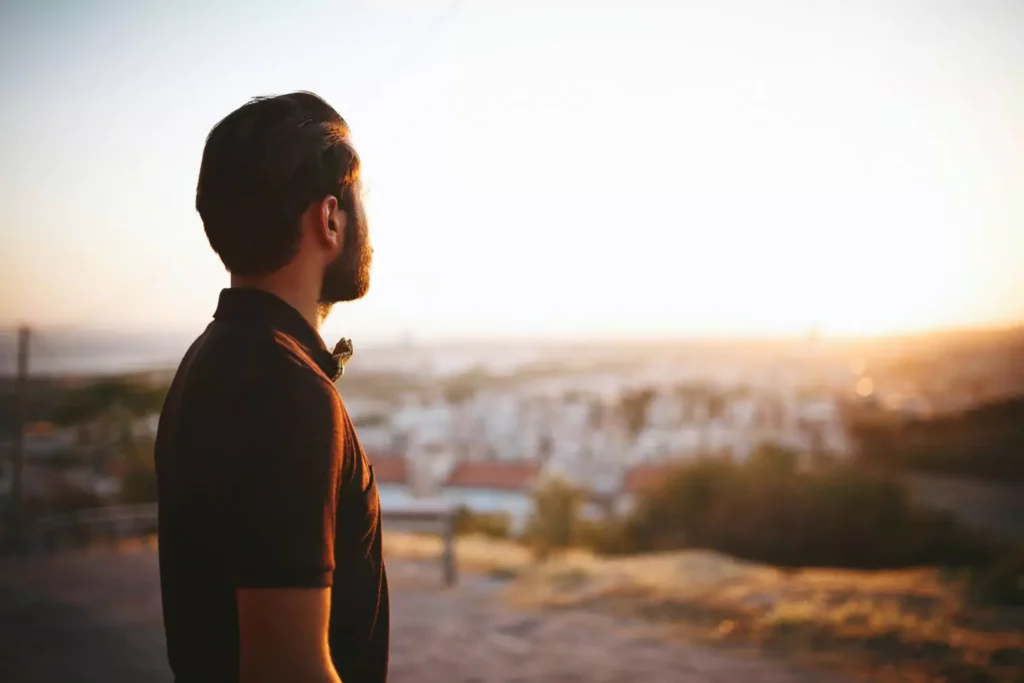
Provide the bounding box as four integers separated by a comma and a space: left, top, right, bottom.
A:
5, 316, 1022, 352
11, 315, 1024, 340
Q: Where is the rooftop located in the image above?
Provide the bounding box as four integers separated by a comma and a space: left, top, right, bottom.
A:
445, 460, 542, 491
367, 453, 408, 485
622, 463, 676, 494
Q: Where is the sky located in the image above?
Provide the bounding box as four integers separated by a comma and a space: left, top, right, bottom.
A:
0, 0, 1022, 344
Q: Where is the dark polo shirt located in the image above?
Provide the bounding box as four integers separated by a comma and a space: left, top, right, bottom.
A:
155, 288, 388, 683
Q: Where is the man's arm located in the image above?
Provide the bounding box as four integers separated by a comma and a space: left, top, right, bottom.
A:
227, 371, 344, 683
237, 588, 340, 683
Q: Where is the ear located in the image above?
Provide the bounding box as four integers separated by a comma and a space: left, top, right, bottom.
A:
316, 195, 346, 253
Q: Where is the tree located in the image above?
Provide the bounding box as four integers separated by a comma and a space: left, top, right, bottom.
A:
119, 435, 157, 505
52, 377, 167, 428
619, 388, 656, 438
525, 478, 583, 559
706, 392, 726, 421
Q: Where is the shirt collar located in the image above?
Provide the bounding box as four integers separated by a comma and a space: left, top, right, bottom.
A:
213, 288, 352, 381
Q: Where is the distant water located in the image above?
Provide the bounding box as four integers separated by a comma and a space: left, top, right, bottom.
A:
0, 327, 828, 380
0, 329, 547, 378
0, 329, 195, 377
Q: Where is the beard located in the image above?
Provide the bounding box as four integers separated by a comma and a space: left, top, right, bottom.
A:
318, 201, 372, 312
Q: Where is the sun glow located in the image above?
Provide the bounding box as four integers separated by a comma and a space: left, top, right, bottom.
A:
1, 0, 1021, 340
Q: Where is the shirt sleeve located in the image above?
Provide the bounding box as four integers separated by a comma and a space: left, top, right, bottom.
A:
226, 371, 342, 588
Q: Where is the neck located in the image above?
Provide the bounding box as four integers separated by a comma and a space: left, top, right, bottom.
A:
231, 269, 322, 331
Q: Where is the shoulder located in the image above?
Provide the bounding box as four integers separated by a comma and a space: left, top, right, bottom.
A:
205, 328, 343, 435
213, 324, 337, 398
259, 361, 343, 433
224, 324, 332, 381
238, 354, 346, 479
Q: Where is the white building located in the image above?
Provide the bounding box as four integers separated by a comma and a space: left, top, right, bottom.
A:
368, 453, 417, 511
440, 460, 542, 533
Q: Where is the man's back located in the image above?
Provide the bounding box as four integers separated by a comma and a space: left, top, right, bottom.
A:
156, 288, 389, 682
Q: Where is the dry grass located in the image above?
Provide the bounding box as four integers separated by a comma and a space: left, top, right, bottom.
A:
384, 531, 531, 579
386, 532, 1024, 682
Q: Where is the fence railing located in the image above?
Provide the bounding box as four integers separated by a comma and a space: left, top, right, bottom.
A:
383, 500, 458, 586
32, 503, 159, 550
29, 500, 459, 585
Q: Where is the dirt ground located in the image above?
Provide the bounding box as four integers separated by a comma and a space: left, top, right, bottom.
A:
0, 547, 850, 683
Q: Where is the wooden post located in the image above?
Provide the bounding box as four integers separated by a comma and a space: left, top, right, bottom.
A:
441, 511, 457, 587
9, 326, 30, 548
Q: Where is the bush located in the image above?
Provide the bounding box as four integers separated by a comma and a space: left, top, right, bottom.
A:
622, 450, 998, 570
623, 458, 737, 552
524, 478, 584, 558
120, 462, 157, 505
25, 480, 104, 517
849, 395, 1024, 483
118, 436, 158, 505
51, 378, 167, 427
452, 506, 511, 539
574, 517, 632, 555
968, 546, 1024, 606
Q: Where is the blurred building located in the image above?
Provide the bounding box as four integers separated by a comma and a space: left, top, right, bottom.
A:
440, 461, 542, 533
369, 453, 415, 510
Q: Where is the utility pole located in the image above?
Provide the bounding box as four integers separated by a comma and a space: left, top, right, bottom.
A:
10, 325, 29, 547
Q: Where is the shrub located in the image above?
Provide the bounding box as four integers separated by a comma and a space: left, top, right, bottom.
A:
622, 451, 999, 570
524, 478, 584, 558
849, 395, 1024, 483
25, 480, 104, 517
120, 461, 157, 505
574, 517, 631, 555
118, 436, 158, 505
623, 458, 737, 552
452, 506, 511, 539
968, 546, 1024, 606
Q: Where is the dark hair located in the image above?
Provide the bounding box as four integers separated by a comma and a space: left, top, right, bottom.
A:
196, 92, 361, 276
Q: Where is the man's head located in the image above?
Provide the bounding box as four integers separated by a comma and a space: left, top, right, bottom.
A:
196, 92, 372, 309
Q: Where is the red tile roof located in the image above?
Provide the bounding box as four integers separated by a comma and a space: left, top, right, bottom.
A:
25, 421, 56, 437
445, 460, 542, 491
622, 464, 675, 494
368, 453, 408, 485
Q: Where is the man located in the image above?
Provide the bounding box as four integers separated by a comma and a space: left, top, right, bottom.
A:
155, 92, 386, 683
